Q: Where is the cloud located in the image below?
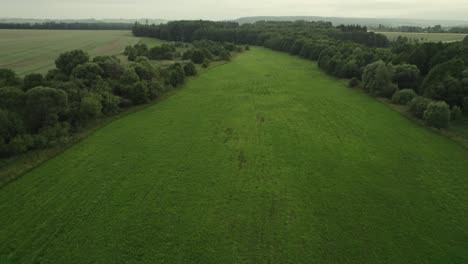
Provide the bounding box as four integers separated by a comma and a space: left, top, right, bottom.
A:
1, 0, 468, 21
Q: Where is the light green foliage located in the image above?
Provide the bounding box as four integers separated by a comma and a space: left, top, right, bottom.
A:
1, 48, 468, 263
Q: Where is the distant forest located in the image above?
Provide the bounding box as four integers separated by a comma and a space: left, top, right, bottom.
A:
0, 22, 133, 30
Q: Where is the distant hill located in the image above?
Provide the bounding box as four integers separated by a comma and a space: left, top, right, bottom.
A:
234, 16, 468, 28
0, 18, 167, 25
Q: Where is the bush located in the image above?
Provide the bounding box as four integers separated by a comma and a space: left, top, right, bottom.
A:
408, 96, 432, 118
183, 62, 197, 76
451, 106, 463, 121
191, 50, 205, 64
391, 89, 417, 105
423, 101, 450, 128
220, 51, 232, 61
202, 59, 210, 68
348, 77, 360, 88
245, 45, 250, 51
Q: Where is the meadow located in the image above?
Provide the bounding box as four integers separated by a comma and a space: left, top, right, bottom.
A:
0, 30, 140, 75
379, 31, 468, 42
1, 47, 467, 263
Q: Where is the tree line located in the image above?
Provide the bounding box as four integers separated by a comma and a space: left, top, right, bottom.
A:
0, 41, 244, 157
372, 24, 468, 34
0, 22, 133, 30
133, 20, 468, 128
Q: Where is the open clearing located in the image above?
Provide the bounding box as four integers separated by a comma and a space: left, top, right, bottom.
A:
1, 47, 467, 263
0, 30, 140, 75
379, 31, 468, 42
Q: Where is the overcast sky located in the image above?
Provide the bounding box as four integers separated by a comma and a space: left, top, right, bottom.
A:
2, 0, 468, 21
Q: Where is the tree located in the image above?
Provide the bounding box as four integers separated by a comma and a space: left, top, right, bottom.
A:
0, 87, 25, 111
131, 57, 158, 81
463, 36, 468, 46
423, 101, 450, 128
71, 62, 104, 85
120, 67, 140, 85
24, 87, 68, 131
391, 89, 417, 105
23, 73, 44, 90
463, 97, 468, 115
451, 106, 463, 121
220, 50, 231, 61
191, 50, 205, 64
183, 62, 197, 76
0, 69, 21, 87
79, 95, 102, 121
55, 50, 90, 75
362, 60, 397, 98
408, 96, 432, 118
93, 56, 124, 80
130, 81, 150, 104
394, 64, 420, 89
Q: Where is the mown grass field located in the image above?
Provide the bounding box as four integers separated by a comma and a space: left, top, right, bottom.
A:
379, 31, 468, 42
0, 30, 140, 75
1, 47, 467, 263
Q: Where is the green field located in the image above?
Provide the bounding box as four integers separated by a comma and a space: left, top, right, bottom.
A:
0, 30, 139, 75
379, 31, 468, 42
1, 47, 467, 263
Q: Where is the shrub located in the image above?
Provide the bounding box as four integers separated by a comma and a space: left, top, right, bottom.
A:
245, 45, 250, 51
220, 51, 232, 61
183, 62, 197, 76
348, 77, 360, 88
408, 96, 432, 118
451, 106, 463, 121
423, 101, 450, 128
202, 59, 210, 68
191, 50, 205, 64
391, 89, 417, 105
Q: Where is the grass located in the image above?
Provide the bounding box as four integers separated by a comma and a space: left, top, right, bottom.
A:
379, 31, 468, 42
0, 30, 140, 75
1, 47, 468, 263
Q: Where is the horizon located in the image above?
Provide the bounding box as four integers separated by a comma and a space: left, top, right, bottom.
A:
2, 0, 468, 21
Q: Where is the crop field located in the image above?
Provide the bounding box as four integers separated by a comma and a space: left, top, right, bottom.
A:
0, 30, 140, 75
1, 47, 467, 263
379, 31, 468, 42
